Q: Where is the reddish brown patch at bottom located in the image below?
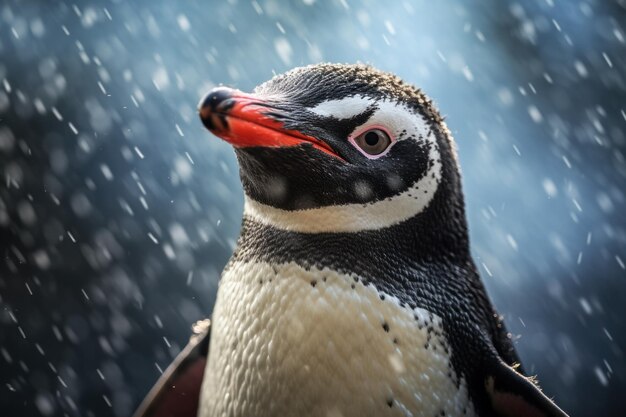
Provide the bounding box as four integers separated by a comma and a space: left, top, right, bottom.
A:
149, 358, 207, 417
491, 390, 547, 417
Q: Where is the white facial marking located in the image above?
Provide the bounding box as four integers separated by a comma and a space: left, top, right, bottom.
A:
200, 261, 475, 417
307, 95, 376, 119
245, 98, 442, 233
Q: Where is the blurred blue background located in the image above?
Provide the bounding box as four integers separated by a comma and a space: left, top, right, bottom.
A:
0, 0, 624, 416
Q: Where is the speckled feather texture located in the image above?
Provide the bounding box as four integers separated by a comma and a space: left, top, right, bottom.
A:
199, 261, 475, 417
255, 63, 446, 128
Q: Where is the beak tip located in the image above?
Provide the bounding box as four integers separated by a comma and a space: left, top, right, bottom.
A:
199, 87, 235, 130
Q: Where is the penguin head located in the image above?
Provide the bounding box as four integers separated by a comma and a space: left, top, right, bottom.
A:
199, 63, 462, 235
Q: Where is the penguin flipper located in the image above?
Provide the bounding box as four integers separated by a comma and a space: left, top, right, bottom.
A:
133, 319, 211, 417
485, 359, 569, 417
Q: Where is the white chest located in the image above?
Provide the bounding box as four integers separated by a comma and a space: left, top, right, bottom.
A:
199, 261, 475, 417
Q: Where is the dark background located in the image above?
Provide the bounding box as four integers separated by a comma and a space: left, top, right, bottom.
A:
1, 0, 624, 416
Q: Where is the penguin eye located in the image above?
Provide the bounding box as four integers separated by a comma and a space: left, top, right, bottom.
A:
351, 128, 392, 158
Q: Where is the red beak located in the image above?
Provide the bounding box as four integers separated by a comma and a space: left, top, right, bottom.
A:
198, 87, 343, 160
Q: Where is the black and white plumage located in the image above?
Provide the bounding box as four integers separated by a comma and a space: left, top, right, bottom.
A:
135, 64, 568, 417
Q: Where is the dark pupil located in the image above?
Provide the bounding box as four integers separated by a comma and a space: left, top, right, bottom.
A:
364, 131, 379, 146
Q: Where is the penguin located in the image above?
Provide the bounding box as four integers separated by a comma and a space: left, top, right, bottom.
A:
134, 63, 568, 417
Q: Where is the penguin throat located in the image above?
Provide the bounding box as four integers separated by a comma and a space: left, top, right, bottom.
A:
232, 190, 472, 282
241, 150, 442, 234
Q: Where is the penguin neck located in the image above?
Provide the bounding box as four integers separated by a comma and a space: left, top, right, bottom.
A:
231, 169, 471, 278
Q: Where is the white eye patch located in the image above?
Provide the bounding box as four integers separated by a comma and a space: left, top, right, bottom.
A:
307, 95, 375, 119
308, 95, 431, 144
356, 99, 431, 144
